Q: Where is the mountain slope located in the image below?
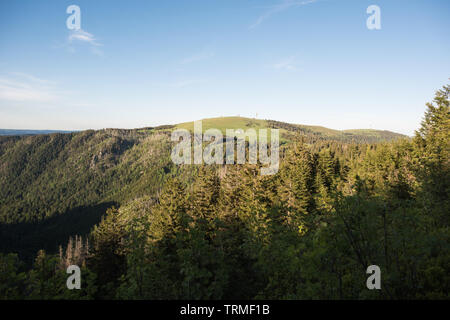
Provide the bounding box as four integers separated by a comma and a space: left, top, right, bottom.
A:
0, 117, 407, 261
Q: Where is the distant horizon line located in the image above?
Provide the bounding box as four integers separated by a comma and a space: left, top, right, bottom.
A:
0, 116, 411, 137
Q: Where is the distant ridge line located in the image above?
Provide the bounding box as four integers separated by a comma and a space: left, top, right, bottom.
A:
0, 129, 75, 136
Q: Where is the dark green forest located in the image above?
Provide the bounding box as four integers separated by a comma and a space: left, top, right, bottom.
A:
0, 85, 448, 300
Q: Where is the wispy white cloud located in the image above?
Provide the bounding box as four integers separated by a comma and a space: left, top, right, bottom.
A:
272, 56, 299, 71
9, 72, 56, 86
0, 73, 60, 102
0, 73, 95, 108
68, 29, 101, 46
250, 0, 317, 29
66, 29, 103, 56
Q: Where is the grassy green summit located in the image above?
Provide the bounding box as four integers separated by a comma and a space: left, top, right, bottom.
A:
174, 116, 407, 143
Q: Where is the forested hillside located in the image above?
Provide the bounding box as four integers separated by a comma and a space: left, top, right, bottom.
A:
0, 128, 184, 261
0, 116, 405, 262
0, 85, 448, 300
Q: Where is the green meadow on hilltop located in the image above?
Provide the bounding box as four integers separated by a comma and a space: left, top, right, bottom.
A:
175, 116, 406, 145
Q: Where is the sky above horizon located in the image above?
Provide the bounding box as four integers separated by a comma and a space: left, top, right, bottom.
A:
0, 0, 449, 135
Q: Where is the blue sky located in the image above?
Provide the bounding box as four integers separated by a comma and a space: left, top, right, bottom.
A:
0, 0, 449, 135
